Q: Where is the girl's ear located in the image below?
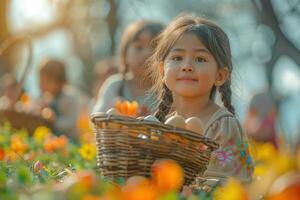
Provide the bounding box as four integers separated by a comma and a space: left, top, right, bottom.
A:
159, 62, 165, 79
215, 67, 229, 87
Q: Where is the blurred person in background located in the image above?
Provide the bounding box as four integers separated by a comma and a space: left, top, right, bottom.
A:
0, 73, 21, 109
91, 56, 118, 109
92, 20, 164, 116
244, 90, 278, 148
33, 58, 79, 141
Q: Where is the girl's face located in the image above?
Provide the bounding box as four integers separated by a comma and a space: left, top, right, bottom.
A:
39, 73, 63, 96
125, 30, 153, 76
161, 33, 225, 98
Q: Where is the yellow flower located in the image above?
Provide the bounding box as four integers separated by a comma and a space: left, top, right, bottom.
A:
252, 142, 277, 162
0, 134, 5, 143
214, 178, 248, 200
271, 153, 296, 175
254, 164, 269, 177
78, 144, 96, 161
33, 126, 51, 144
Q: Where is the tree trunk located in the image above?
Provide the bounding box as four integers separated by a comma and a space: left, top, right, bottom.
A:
106, 0, 118, 55
0, 0, 10, 42
252, 0, 300, 87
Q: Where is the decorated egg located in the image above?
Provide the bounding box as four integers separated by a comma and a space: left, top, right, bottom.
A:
185, 117, 204, 134
165, 115, 185, 129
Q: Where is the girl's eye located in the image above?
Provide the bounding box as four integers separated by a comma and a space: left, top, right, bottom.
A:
171, 56, 182, 61
195, 57, 207, 62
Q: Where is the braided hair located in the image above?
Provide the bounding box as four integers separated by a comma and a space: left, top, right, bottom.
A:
219, 80, 235, 115
154, 84, 173, 122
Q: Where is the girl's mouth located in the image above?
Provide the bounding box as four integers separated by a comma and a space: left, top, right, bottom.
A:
177, 77, 198, 81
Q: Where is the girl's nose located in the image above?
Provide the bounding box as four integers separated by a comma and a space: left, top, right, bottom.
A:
181, 64, 194, 72
181, 58, 194, 72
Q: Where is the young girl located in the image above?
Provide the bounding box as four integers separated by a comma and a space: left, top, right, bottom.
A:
92, 20, 164, 115
147, 14, 253, 186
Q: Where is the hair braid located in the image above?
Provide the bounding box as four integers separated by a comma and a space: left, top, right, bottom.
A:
154, 84, 173, 122
219, 80, 235, 115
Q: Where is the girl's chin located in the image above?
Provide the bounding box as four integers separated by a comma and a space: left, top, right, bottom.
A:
174, 91, 200, 98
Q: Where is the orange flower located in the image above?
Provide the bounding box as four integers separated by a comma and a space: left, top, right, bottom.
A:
56, 135, 68, 149
151, 159, 184, 193
44, 139, 56, 153
268, 184, 300, 200
127, 101, 138, 116
43, 135, 68, 153
77, 171, 97, 189
20, 93, 30, 104
10, 135, 28, 155
0, 148, 5, 160
267, 172, 300, 200
77, 109, 93, 135
115, 100, 139, 117
122, 176, 158, 200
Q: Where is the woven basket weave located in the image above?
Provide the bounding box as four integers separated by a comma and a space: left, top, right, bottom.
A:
91, 113, 219, 186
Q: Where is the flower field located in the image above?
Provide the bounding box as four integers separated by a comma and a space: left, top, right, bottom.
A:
0, 122, 300, 200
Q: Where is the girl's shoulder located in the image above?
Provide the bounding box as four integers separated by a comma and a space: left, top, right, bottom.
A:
104, 73, 123, 85
205, 107, 235, 126
103, 73, 133, 88
205, 107, 243, 138
100, 73, 125, 94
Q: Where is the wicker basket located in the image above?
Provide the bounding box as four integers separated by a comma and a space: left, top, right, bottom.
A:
91, 113, 219, 186
0, 108, 51, 134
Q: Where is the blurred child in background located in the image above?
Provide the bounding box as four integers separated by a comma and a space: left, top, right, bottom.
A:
91, 56, 118, 108
92, 20, 164, 115
34, 58, 79, 141
0, 73, 20, 109
244, 90, 278, 148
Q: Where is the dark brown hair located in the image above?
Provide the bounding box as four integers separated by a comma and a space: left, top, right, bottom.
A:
39, 59, 66, 83
147, 14, 235, 122
118, 20, 164, 96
